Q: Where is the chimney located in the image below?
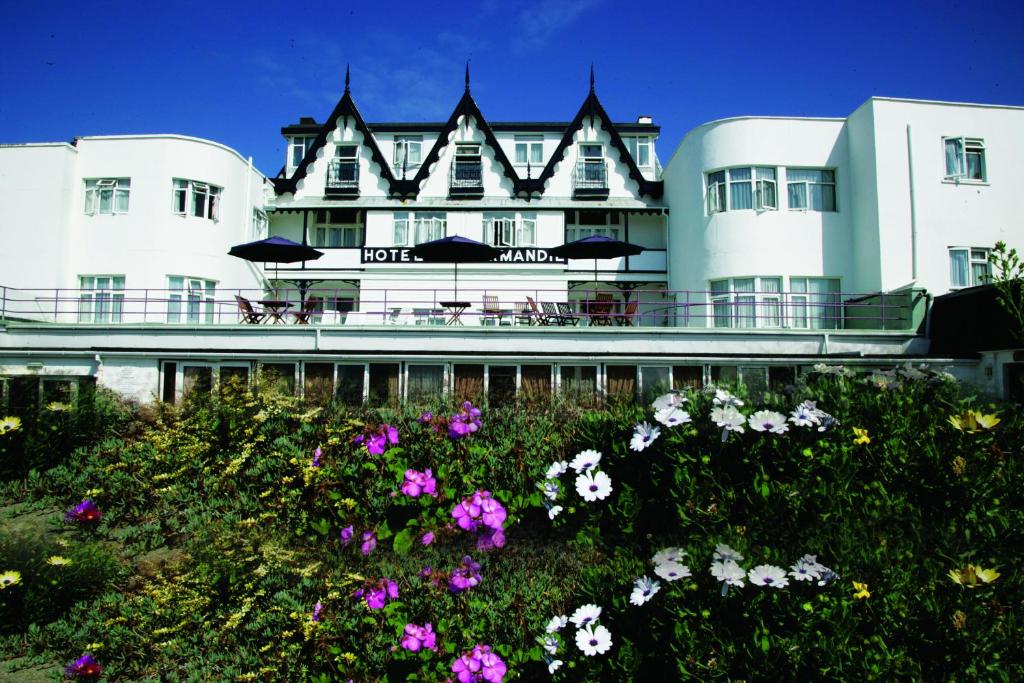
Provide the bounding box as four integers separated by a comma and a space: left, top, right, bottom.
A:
636, 115, 653, 125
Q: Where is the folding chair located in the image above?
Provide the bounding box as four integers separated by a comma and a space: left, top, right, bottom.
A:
526, 296, 550, 325
235, 295, 266, 324
557, 302, 581, 326
615, 300, 638, 327
291, 297, 322, 324
481, 294, 505, 326
513, 301, 533, 326
541, 301, 565, 326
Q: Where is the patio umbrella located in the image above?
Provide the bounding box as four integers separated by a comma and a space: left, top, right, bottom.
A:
409, 235, 502, 300
228, 236, 324, 303
547, 235, 645, 284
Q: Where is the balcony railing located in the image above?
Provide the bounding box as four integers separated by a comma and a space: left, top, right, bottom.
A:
572, 160, 608, 198
0, 284, 926, 331
326, 159, 359, 197
449, 161, 483, 197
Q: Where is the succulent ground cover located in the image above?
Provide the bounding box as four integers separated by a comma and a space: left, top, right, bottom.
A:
0, 366, 1021, 681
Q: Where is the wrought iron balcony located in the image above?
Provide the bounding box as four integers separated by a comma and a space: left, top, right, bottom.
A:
449, 161, 483, 198
326, 159, 360, 197
572, 160, 609, 199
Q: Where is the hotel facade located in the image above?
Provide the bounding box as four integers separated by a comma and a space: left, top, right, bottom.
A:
1, 70, 1021, 408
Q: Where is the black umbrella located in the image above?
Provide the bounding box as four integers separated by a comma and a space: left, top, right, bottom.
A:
409, 235, 502, 300
228, 236, 324, 303
547, 235, 644, 284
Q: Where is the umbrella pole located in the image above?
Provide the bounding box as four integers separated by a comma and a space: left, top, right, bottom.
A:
454, 262, 459, 300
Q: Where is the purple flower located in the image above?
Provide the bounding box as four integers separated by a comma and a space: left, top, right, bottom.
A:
365, 586, 386, 609
340, 525, 354, 546
452, 649, 483, 683
418, 565, 433, 578
401, 468, 438, 498
448, 402, 483, 440
421, 531, 435, 546
387, 579, 399, 599
475, 527, 506, 551
480, 496, 506, 529
401, 622, 437, 652
361, 530, 377, 556
311, 601, 324, 622
355, 424, 400, 455
65, 653, 101, 679
451, 490, 505, 533
386, 425, 400, 445
64, 499, 102, 524
359, 577, 398, 609
479, 646, 507, 683
311, 446, 322, 468
450, 555, 483, 593
418, 411, 433, 424
452, 645, 505, 683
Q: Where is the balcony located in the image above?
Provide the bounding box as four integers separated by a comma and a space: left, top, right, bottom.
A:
325, 159, 359, 197
449, 161, 483, 198
572, 160, 608, 199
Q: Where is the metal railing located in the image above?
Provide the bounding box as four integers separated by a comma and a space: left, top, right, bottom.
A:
0, 284, 925, 331
326, 159, 359, 191
572, 160, 608, 193
449, 161, 483, 192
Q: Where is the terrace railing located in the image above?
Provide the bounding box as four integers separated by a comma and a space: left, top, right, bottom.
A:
0, 284, 927, 332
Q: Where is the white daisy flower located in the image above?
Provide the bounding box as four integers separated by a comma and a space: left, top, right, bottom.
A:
569, 604, 602, 628
713, 544, 744, 562
710, 560, 747, 592
816, 568, 840, 586
547, 505, 563, 520
788, 559, 821, 582
629, 576, 661, 606
748, 410, 790, 434
748, 564, 790, 588
710, 405, 746, 434
540, 635, 559, 655
545, 461, 568, 479
540, 481, 559, 501
653, 561, 691, 582
575, 623, 612, 656
798, 554, 827, 574
575, 470, 613, 502
545, 614, 568, 633
652, 391, 688, 411
652, 547, 687, 565
629, 422, 661, 452
654, 406, 691, 428
713, 389, 744, 407
569, 449, 602, 473
547, 659, 563, 674
789, 401, 821, 428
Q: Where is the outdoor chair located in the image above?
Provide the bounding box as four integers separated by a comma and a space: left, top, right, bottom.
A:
481, 294, 507, 326
291, 297, 322, 325
588, 293, 616, 326
526, 296, 550, 325
513, 301, 533, 326
615, 300, 638, 327
235, 295, 266, 324
541, 301, 566, 326
557, 302, 581, 326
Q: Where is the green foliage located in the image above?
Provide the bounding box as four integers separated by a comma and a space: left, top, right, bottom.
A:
988, 240, 1024, 339
0, 371, 1021, 680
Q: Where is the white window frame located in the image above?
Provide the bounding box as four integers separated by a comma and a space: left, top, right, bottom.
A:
252, 208, 268, 240
565, 210, 622, 242
514, 135, 544, 166
172, 179, 221, 221
405, 363, 448, 402
78, 275, 125, 323
84, 178, 130, 215
706, 167, 777, 214
289, 136, 317, 171
167, 275, 217, 324
393, 211, 446, 247
580, 144, 603, 160
709, 276, 785, 329
393, 135, 423, 171
943, 137, 986, 182
948, 246, 991, 289
786, 168, 837, 212
788, 277, 842, 329
623, 136, 653, 167
313, 209, 363, 248
484, 212, 537, 247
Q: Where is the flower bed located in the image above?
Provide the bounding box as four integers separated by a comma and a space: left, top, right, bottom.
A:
0, 366, 1021, 680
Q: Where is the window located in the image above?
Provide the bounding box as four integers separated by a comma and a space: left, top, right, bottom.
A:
167, 276, 216, 324
707, 167, 777, 214
580, 144, 603, 160
709, 277, 783, 329
393, 135, 422, 172
484, 212, 536, 247
514, 135, 544, 165
252, 209, 268, 240
313, 208, 362, 248
789, 277, 841, 329
623, 136, 652, 167
565, 210, 621, 241
943, 137, 986, 181
949, 247, 991, 288
78, 275, 125, 323
289, 136, 316, 170
407, 364, 445, 402
173, 179, 221, 220
786, 169, 836, 211
328, 145, 360, 188
84, 178, 130, 215
393, 211, 446, 246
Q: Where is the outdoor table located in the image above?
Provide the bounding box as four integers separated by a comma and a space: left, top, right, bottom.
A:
260, 300, 293, 324
585, 301, 615, 326
439, 300, 471, 326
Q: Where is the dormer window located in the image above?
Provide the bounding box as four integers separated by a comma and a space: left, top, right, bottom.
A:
289, 136, 317, 171
623, 136, 652, 167
394, 135, 422, 172
450, 144, 483, 197
327, 145, 360, 195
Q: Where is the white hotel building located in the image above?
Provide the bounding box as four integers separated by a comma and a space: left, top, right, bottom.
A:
0, 70, 1021, 408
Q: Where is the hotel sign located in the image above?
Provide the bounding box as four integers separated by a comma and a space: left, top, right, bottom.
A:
361, 248, 565, 264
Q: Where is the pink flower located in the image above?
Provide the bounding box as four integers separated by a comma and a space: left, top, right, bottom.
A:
340, 525, 354, 546
401, 622, 437, 652
401, 468, 438, 498
361, 530, 377, 556
421, 531, 435, 546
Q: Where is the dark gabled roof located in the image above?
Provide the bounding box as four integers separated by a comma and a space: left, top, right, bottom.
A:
532, 83, 663, 199
281, 120, 660, 135
272, 73, 397, 195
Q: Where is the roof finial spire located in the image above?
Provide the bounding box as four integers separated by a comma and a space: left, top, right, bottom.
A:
589, 63, 595, 92
344, 64, 351, 94
465, 60, 471, 92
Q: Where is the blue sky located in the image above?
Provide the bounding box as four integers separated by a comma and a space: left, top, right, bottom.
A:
1, 0, 1022, 175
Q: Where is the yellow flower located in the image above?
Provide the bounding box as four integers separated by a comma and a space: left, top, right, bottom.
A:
852, 427, 871, 445
852, 581, 870, 599
46, 556, 72, 566
0, 416, 22, 434
948, 410, 1001, 433
46, 401, 70, 412
950, 564, 1000, 587
0, 570, 22, 588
